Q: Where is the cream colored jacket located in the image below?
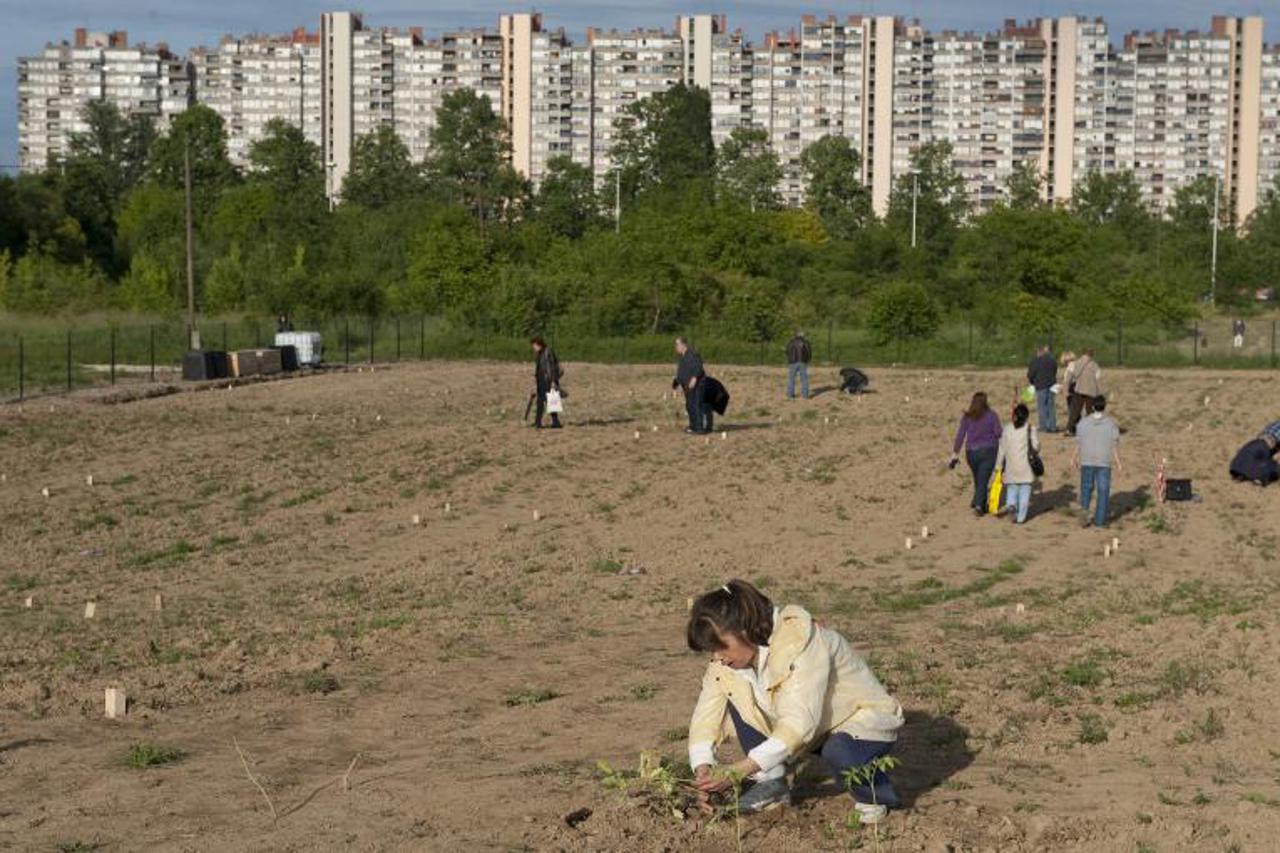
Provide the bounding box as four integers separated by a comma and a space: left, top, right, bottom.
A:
995, 422, 1040, 485
688, 605, 903, 766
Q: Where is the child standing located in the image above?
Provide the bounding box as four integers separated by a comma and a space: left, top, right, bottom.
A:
1072, 395, 1122, 527
686, 580, 904, 821
994, 403, 1040, 524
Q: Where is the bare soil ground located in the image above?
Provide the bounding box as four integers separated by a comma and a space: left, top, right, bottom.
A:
2, 361, 1279, 852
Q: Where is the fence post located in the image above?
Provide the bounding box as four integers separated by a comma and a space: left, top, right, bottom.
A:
345, 318, 351, 364
110, 327, 116, 386
368, 317, 374, 363
968, 318, 974, 364
17, 336, 24, 402
419, 314, 426, 359
222, 322, 227, 352
149, 326, 155, 382
66, 329, 72, 391
1193, 322, 1199, 365
1272, 319, 1277, 369
395, 317, 401, 362
1116, 321, 1123, 367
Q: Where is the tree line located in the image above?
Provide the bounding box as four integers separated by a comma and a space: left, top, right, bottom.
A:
2, 84, 1278, 345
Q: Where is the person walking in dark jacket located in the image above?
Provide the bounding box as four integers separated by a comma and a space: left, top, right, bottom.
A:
951, 392, 1003, 516
674, 337, 711, 434
531, 336, 562, 429
785, 332, 812, 400
1026, 345, 1058, 433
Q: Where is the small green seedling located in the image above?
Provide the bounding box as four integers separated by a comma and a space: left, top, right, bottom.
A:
842, 755, 902, 853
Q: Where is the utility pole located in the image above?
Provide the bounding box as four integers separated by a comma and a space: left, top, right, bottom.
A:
910, 172, 919, 249
184, 135, 199, 350
614, 170, 621, 234
1210, 175, 1220, 306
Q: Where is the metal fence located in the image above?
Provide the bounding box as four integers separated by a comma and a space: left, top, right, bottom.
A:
0, 313, 1277, 402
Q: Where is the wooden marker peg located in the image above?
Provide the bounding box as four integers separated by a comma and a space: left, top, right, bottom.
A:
104, 688, 126, 719
84, 601, 96, 619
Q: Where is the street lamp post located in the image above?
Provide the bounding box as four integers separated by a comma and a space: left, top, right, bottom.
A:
1210, 175, 1220, 306
910, 172, 919, 249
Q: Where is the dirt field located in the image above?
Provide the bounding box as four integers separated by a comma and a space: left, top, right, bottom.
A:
2, 360, 1279, 852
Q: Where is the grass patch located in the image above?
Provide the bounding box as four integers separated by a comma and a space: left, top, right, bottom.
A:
1160, 580, 1252, 623
873, 559, 1024, 612
1062, 657, 1107, 688
589, 557, 624, 574
629, 683, 659, 702
504, 687, 562, 708
1160, 660, 1215, 697
123, 743, 183, 768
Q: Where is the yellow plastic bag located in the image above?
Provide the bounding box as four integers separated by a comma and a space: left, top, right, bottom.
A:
987, 469, 1004, 515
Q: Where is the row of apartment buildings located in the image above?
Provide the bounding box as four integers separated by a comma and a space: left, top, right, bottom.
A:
16, 13, 1280, 226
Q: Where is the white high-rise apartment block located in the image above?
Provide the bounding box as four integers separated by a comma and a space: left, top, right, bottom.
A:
17, 13, 1278, 226
191, 30, 321, 168
17, 29, 191, 171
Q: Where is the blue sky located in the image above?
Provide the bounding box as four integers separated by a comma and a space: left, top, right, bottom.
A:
2, 2, 1277, 170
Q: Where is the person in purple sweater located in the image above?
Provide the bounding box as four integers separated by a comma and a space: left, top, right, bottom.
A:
950, 392, 1003, 516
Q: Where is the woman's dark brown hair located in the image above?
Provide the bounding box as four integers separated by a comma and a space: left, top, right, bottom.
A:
686, 579, 774, 652
964, 392, 989, 421
530, 336, 546, 349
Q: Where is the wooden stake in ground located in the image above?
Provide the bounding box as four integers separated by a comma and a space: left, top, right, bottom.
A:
233, 737, 278, 823
104, 687, 126, 719
84, 601, 96, 619
154, 593, 164, 612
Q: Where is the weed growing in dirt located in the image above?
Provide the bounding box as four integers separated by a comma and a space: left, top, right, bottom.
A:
1062, 657, 1107, 688
55, 842, 100, 853
1160, 580, 1252, 623
1078, 713, 1109, 744
504, 687, 562, 707
123, 743, 184, 768
661, 727, 689, 742
590, 557, 623, 574
1177, 709, 1225, 744
1145, 513, 1171, 534
1160, 660, 1215, 696
629, 683, 660, 701
5, 574, 37, 592
301, 671, 340, 694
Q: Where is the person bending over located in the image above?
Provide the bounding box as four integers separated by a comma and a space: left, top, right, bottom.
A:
1229, 420, 1280, 486
686, 580, 903, 821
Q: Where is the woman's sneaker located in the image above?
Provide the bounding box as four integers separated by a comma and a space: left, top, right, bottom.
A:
852, 802, 888, 825
736, 778, 791, 814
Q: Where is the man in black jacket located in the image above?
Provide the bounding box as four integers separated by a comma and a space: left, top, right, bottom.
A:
1027, 345, 1058, 433
785, 331, 812, 400
674, 337, 711, 434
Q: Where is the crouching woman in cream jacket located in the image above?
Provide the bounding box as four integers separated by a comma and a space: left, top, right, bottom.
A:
686, 579, 904, 821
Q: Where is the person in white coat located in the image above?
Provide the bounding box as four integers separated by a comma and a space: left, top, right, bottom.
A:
994, 403, 1041, 524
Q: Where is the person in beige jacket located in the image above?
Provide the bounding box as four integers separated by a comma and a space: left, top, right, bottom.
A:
1066, 348, 1103, 435
994, 403, 1041, 523
686, 579, 904, 822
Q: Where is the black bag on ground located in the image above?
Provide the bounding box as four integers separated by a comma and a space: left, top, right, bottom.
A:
1165, 479, 1193, 501
839, 367, 869, 394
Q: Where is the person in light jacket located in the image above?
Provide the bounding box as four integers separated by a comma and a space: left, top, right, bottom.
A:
994, 403, 1040, 524
1067, 349, 1103, 435
686, 579, 903, 822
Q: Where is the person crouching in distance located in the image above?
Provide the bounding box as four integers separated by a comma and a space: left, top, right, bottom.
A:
685, 579, 903, 821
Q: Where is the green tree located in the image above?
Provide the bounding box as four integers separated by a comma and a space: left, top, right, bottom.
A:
342, 126, 424, 209
401, 208, 492, 323
717, 128, 782, 212
720, 275, 785, 341
429, 89, 525, 224
885, 141, 969, 263
1006, 160, 1044, 211
148, 104, 237, 206
533, 156, 603, 239
248, 118, 323, 197
799, 135, 872, 238
1070, 170, 1152, 242
60, 100, 156, 271
610, 83, 713, 201
866, 280, 941, 347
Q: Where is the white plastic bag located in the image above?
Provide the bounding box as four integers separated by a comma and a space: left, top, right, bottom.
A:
546, 388, 563, 414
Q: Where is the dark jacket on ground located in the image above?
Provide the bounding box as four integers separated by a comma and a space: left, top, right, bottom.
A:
786, 336, 812, 365
535, 347, 561, 391
703, 377, 730, 415
1027, 353, 1056, 390
1230, 439, 1280, 486
675, 349, 705, 389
